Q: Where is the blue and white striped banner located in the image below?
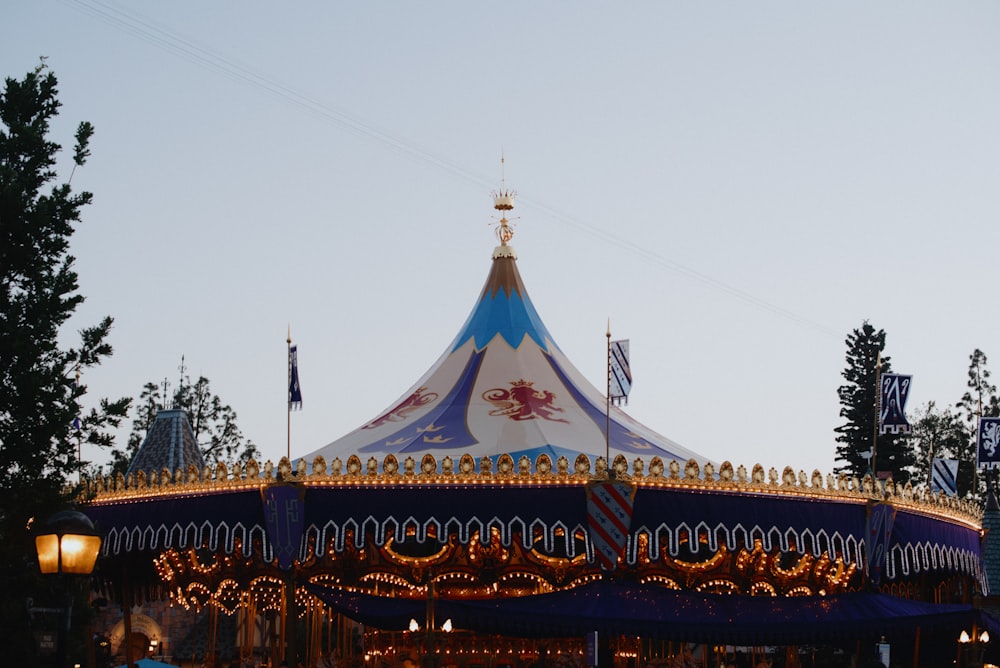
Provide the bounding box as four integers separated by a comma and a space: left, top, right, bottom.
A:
931, 458, 959, 497
609, 339, 631, 406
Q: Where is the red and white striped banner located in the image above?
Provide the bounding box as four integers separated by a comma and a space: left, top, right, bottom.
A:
586, 480, 637, 571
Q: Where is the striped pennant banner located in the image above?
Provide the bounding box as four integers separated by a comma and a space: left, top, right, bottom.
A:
931, 457, 959, 497
586, 480, 637, 571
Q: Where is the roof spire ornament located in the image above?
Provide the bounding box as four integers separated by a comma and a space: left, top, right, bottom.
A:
491, 151, 517, 258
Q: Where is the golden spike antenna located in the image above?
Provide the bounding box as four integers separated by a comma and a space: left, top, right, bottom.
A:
491, 150, 516, 245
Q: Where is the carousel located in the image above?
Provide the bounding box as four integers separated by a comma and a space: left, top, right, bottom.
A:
82, 186, 995, 668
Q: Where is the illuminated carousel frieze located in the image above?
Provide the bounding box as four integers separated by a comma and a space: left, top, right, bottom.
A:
84, 449, 984, 613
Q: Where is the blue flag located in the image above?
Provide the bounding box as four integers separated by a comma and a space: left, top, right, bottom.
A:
866, 502, 896, 586
978, 417, 1000, 469
879, 373, 912, 435
261, 484, 305, 570
288, 344, 303, 410
71, 373, 81, 431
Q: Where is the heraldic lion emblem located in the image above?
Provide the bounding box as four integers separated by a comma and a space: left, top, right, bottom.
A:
483, 380, 569, 423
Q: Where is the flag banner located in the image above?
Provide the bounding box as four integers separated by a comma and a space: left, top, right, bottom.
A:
609, 339, 631, 406
586, 480, 637, 571
865, 502, 897, 586
878, 374, 912, 435
288, 344, 303, 410
71, 374, 81, 431
978, 417, 1000, 469
261, 484, 306, 570
931, 458, 959, 496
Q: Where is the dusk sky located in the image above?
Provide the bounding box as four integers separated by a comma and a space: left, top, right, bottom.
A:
5, 1, 999, 476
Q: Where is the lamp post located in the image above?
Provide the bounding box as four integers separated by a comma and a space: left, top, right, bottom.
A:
958, 626, 991, 668
34, 510, 103, 668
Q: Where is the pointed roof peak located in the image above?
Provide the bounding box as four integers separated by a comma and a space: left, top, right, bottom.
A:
125, 408, 205, 478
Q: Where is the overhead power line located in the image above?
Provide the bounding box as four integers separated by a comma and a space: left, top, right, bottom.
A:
63, 0, 841, 339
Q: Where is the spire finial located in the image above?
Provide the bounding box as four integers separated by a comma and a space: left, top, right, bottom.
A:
491, 150, 516, 246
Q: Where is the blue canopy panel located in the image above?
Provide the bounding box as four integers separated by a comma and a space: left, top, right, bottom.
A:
306, 579, 1000, 645
304, 248, 706, 470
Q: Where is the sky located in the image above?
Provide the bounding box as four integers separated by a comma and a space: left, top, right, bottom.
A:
4, 1, 999, 477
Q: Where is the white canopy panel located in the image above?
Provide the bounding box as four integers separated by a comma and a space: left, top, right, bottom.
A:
303, 243, 704, 468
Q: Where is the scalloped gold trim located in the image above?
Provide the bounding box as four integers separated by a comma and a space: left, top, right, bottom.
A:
83, 453, 983, 527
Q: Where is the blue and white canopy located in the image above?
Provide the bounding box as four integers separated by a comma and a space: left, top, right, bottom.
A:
305, 236, 705, 468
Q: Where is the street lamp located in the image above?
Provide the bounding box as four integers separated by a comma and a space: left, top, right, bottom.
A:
34, 510, 103, 668
958, 626, 991, 668
35, 510, 102, 576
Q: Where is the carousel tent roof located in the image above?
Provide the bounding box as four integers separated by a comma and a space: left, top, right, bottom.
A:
125, 408, 204, 479
304, 214, 704, 469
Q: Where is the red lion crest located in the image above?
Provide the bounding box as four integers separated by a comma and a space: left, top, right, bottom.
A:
483, 380, 569, 423
364, 387, 438, 429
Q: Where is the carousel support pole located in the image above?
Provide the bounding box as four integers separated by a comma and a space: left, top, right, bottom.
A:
303, 603, 311, 668
425, 580, 437, 668
251, 598, 259, 663
284, 569, 300, 668
122, 570, 134, 668
270, 614, 280, 668
310, 603, 321, 668
913, 626, 921, 668
207, 604, 219, 668
306, 604, 314, 668
237, 602, 245, 663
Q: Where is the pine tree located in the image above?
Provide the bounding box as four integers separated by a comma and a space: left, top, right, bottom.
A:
833, 321, 916, 483
0, 63, 129, 663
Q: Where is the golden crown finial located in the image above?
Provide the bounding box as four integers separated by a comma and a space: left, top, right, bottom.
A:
491, 151, 517, 245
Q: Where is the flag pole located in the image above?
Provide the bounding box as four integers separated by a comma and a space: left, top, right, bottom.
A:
606, 320, 612, 479
871, 351, 882, 477
976, 368, 984, 494
287, 326, 292, 461
75, 367, 82, 484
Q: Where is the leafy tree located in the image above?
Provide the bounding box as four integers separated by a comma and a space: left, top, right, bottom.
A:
0, 63, 129, 664
177, 374, 259, 465
954, 349, 1000, 499
833, 321, 916, 483
108, 373, 259, 475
